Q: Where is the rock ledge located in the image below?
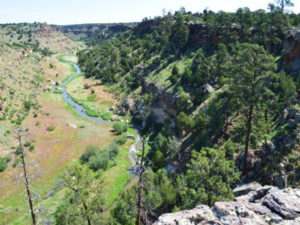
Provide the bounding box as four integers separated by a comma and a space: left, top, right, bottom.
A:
154, 184, 300, 225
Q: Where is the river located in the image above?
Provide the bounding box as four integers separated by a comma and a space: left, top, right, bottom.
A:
59, 62, 110, 124
57, 62, 140, 175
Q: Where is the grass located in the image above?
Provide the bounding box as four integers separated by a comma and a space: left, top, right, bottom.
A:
53, 89, 63, 94
102, 140, 132, 207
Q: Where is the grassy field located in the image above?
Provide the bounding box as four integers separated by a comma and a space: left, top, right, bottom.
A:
0, 54, 133, 224
65, 72, 118, 121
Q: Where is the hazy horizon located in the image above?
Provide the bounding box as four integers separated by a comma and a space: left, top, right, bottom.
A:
0, 0, 299, 25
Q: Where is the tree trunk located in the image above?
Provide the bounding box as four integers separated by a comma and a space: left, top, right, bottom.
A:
83, 202, 92, 225
136, 138, 146, 225
243, 104, 253, 176
18, 134, 37, 225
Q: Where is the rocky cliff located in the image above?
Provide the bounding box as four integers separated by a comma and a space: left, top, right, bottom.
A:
154, 183, 300, 225
283, 27, 300, 75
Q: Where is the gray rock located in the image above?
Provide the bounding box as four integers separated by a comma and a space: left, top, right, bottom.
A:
205, 84, 215, 94
154, 185, 300, 225
274, 175, 287, 189
262, 188, 300, 219
288, 119, 297, 129
233, 182, 262, 197
294, 113, 300, 123
282, 109, 289, 122
289, 108, 297, 118
266, 141, 276, 151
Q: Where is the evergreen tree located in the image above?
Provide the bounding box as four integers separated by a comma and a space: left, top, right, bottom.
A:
170, 14, 189, 51
229, 43, 279, 175
176, 148, 239, 208
54, 165, 105, 225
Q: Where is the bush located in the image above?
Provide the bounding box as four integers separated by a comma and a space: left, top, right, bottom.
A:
0, 157, 10, 172
115, 135, 127, 145
80, 145, 99, 164
24, 141, 31, 147
13, 157, 22, 168
108, 143, 120, 158
29, 145, 35, 152
46, 126, 55, 132
15, 146, 22, 155
89, 152, 109, 171
153, 150, 166, 170
113, 123, 128, 135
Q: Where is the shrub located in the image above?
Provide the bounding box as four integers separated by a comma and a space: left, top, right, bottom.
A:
80, 145, 99, 164
29, 145, 35, 152
0, 157, 10, 172
24, 141, 31, 147
15, 146, 22, 155
89, 152, 109, 171
153, 150, 166, 170
13, 157, 22, 168
115, 135, 127, 145
108, 143, 120, 158
46, 126, 55, 132
224, 140, 235, 159
113, 123, 128, 134
23, 100, 31, 111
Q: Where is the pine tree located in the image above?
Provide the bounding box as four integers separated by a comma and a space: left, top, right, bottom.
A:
229, 43, 279, 175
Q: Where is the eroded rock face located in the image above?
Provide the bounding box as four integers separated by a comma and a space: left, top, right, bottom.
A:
283, 28, 300, 74
154, 184, 300, 225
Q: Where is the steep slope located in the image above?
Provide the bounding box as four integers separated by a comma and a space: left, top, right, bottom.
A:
77, 10, 300, 224
0, 23, 84, 53
58, 23, 136, 45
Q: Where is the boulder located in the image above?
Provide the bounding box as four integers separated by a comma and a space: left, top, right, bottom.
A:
110, 115, 118, 121
154, 185, 300, 225
205, 84, 215, 94
294, 113, 300, 123
288, 119, 297, 129
262, 188, 300, 219
233, 182, 262, 197
289, 108, 297, 118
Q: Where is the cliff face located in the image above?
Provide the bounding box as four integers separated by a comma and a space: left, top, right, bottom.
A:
283, 28, 300, 74
154, 183, 300, 225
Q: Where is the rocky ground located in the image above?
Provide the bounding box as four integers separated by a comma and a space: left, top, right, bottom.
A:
154, 183, 300, 225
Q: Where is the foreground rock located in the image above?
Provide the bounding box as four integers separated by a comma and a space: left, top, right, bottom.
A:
154, 184, 300, 225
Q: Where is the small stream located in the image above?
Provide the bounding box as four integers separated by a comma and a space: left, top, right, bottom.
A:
56, 62, 140, 175
59, 62, 110, 124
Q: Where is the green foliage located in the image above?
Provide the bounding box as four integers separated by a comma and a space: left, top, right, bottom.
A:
80, 143, 121, 172
54, 165, 105, 225
115, 135, 127, 145
153, 150, 166, 170
170, 14, 189, 51
113, 122, 128, 134
80, 145, 99, 164
12, 157, 22, 168
177, 148, 239, 208
0, 156, 11, 172
46, 126, 55, 132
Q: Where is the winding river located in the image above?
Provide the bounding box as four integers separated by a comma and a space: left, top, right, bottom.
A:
57, 62, 140, 175
59, 62, 110, 124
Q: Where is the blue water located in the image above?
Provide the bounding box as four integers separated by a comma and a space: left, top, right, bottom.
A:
59, 62, 111, 124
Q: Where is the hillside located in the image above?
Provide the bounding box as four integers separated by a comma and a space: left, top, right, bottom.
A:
0, 23, 131, 224
58, 23, 136, 45
77, 8, 300, 224
0, 5, 300, 225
